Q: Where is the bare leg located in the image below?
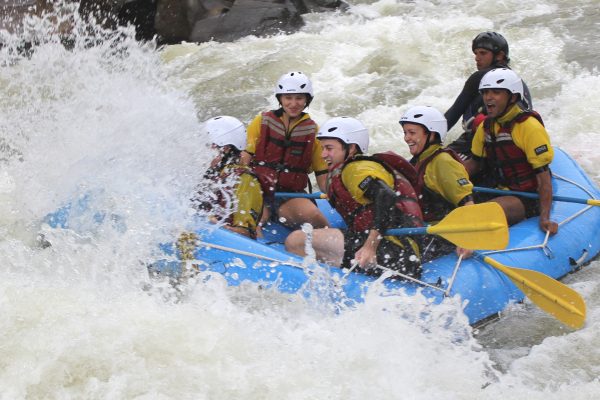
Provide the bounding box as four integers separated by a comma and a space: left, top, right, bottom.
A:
259, 204, 271, 226
285, 228, 344, 267
489, 196, 526, 226
224, 225, 252, 238
278, 198, 329, 229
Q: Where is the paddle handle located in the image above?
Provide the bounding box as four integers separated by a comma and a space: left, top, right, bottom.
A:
274, 192, 327, 199
472, 186, 600, 206
385, 227, 428, 235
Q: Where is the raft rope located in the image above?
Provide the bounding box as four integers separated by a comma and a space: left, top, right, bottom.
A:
189, 239, 448, 293
195, 239, 307, 269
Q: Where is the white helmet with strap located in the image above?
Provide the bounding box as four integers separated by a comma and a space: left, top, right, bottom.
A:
400, 106, 448, 142
479, 68, 524, 98
204, 116, 246, 151
317, 117, 369, 153
274, 71, 314, 97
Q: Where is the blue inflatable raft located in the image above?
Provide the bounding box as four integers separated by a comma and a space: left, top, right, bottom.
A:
150, 147, 600, 326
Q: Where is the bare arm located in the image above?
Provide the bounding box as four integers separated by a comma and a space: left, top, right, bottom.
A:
354, 178, 396, 268
354, 229, 381, 268
316, 172, 328, 193
240, 150, 252, 166
444, 71, 485, 130
463, 158, 483, 178
536, 169, 558, 234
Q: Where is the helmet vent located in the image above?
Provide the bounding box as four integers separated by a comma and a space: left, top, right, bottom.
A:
300, 84, 306, 89
496, 78, 506, 84
414, 113, 424, 118
327, 127, 338, 132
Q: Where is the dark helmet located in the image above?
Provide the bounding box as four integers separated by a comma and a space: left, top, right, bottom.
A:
472, 32, 509, 60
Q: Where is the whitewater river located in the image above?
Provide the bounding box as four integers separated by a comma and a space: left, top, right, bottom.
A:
1, 0, 599, 398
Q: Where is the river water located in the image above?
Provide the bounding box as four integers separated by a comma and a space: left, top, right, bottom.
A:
1, 1, 599, 398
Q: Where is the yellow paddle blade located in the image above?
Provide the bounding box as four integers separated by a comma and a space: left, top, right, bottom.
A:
484, 256, 586, 329
427, 202, 509, 250
589, 199, 600, 206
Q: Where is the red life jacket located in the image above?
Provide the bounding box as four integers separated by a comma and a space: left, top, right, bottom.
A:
482, 111, 544, 192
327, 152, 423, 233
252, 110, 317, 197
413, 147, 465, 222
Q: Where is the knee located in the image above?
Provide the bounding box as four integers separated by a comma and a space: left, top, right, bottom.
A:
285, 230, 306, 255
309, 210, 329, 229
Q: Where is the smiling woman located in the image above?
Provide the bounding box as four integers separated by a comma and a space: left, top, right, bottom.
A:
241, 71, 330, 230
400, 106, 474, 260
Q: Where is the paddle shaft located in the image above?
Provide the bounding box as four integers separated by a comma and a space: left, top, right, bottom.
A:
473, 186, 600, 206
275, 192, 327, 199
385, 224, 504, 236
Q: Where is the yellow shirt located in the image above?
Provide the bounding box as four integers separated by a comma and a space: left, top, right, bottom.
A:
416, 144, 473, 206
471, 104, 554, 169
338, 159, 420, 254
246, 112, 328, 174
340, 160, 394, 205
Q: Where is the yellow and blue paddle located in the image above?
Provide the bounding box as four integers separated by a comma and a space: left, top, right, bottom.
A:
387, 203, 586, 329
388, 202, 586, 329
385, 202, 508, 250
473, 186, 600, 207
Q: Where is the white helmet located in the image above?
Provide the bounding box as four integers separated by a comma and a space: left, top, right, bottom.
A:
400, 106, 448, 142
204, 116, 246, 151
479, 68, 524, 98
274, 71, 314, 97
317, 117, 369, 153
